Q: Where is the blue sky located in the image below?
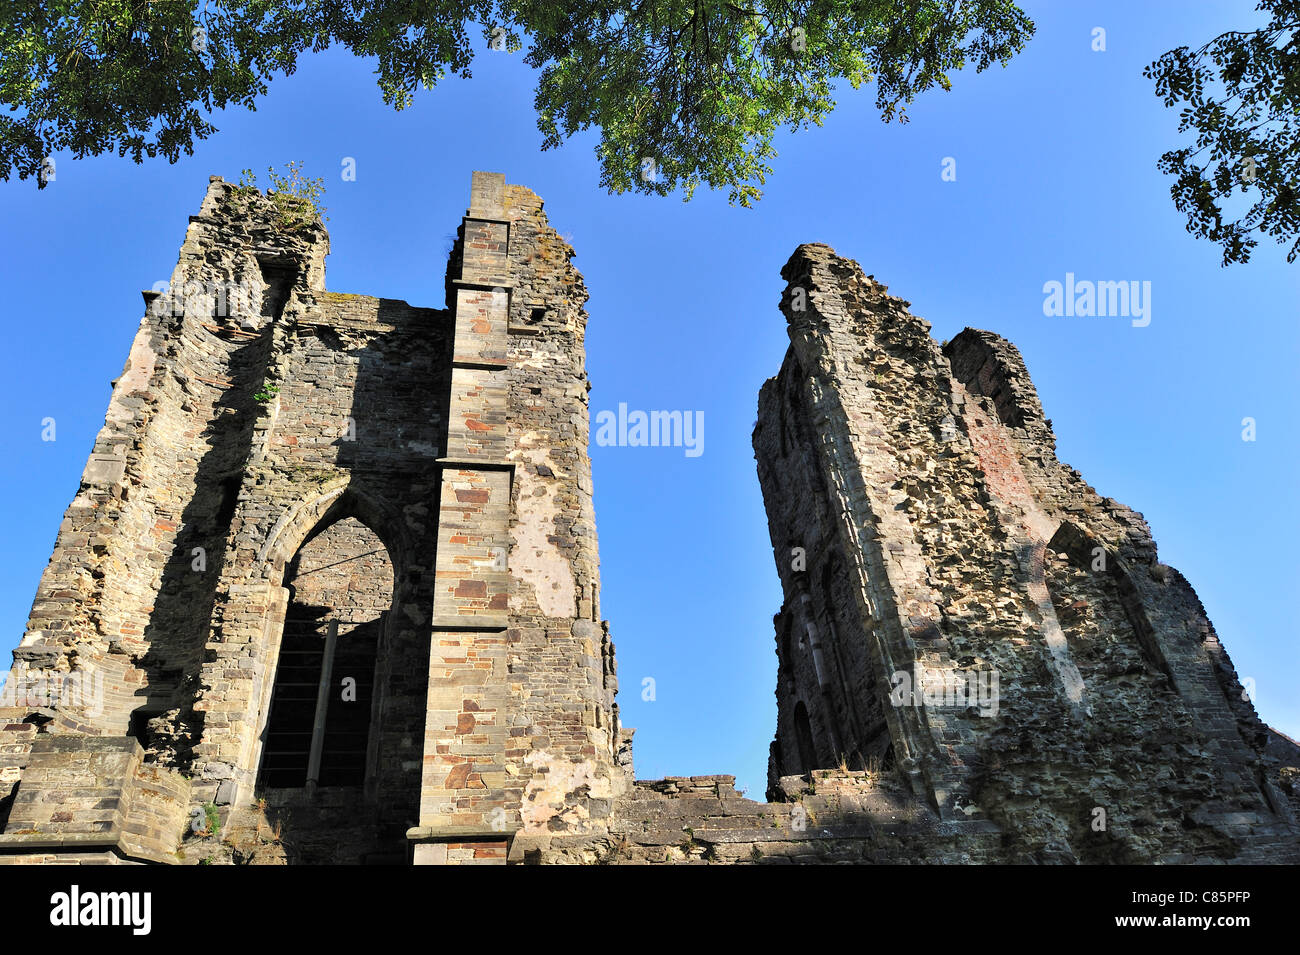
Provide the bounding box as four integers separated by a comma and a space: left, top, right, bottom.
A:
1, 0, 1295, 797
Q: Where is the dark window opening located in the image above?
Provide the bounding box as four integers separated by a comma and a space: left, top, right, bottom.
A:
260, 612, 381, 789
259, 513, 392, 793
128, 710, 159, 748
214, 475, 242, 536
793, 701, 817, 775
258, 263, 297, 323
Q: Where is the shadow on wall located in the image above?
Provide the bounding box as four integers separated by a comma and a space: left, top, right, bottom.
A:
127, 270, 454, 862
133, 265, 291, 768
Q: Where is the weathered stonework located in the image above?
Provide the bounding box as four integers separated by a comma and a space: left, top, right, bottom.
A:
747, 243, 1300, 864
2, 187, 1295, 865
0, 173, 623, 865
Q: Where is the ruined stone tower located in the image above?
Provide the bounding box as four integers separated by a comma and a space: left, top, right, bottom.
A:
2, 182, 1296, 865
750, 243, 1300, 863
0, 172, 627, 864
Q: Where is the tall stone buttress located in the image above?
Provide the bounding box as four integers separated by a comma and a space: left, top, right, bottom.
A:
0, 172, 626, 865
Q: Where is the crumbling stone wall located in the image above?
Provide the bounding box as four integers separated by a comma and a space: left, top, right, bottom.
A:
0, 736, 190, 865
536, 770, 997, 865
751, 243, 1300, 863
1, 172, 620, 865
2, 184, 309, 744
496, 184, 625, 859
4, 179, 1294, 866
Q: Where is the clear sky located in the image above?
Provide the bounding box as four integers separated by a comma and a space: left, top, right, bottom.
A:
1, 0, 1295, 797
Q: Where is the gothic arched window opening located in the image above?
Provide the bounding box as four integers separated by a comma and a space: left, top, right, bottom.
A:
259, 514, 394, 791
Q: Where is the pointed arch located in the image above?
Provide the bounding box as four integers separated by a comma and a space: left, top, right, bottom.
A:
238, 479, 428, 863
253, 479, 413, 586
260, 513, 393, 789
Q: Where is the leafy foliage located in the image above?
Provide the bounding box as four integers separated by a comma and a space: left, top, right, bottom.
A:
1, 1, 321, 183
253, 380, 281, 401
1146, 0, 1300, 265
519, 0, 1034, 205
2, 1, 1034, 204
239, 160, 328, 229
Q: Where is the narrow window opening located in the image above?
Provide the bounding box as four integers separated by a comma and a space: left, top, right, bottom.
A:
128, 710, 159, 749
214, 474, 241, 536
793, 701, 817, 775
258, 263, 297, 323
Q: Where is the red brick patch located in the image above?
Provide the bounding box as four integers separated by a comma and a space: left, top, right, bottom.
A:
444, 763, 471, 789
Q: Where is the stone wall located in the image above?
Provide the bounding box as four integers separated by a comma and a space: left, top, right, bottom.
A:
0, 735, 190, 864
750, 243, 1300, 864
495, 182, 624, 858
534, 770, 998, 864
1, 172, 621, 865
3, 181, 1294, 866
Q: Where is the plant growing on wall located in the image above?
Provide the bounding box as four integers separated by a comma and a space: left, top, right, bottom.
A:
236, 162, 328, 231
253, 381, 280, 403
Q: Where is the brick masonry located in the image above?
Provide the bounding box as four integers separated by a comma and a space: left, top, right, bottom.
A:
1, 186, 1295, 865
0, 172, 622, 865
